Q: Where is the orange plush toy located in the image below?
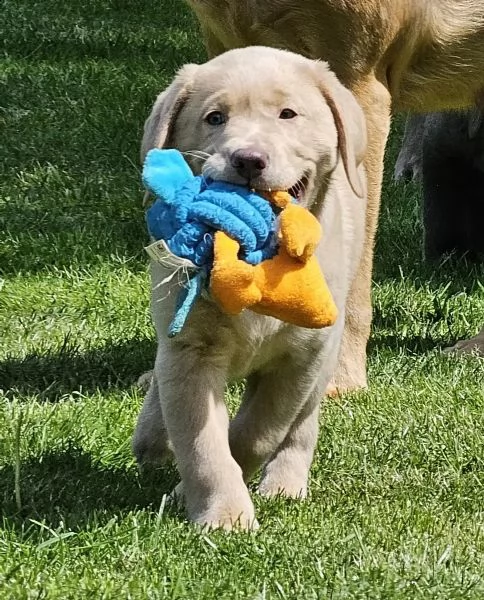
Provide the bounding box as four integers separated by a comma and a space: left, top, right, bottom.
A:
210, 191, 338, 328
144, 149, 337, 335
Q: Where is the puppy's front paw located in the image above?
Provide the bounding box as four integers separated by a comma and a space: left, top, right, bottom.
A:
188, 488, 258, 531
258, 467, 308, 499
258, 479, 307, 500
195, 505, 259, 532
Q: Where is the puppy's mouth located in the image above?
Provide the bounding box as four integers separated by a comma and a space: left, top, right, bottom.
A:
255, 174, 310, 203
287, 176, 309, 202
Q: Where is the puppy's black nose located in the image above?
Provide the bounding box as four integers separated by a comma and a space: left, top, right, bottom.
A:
230, 148, 269, 180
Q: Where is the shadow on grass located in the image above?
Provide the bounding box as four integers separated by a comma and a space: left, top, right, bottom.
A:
1, 0, 205, 276
0, 448, 179, 529
367, 333, 440, 355
368, 262, 484, 356
0, 337, 157, 401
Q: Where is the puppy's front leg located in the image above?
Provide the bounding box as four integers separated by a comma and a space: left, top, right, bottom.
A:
230, 330, 341, 499
229, 354, 334, 498
156, 344, 257, 530
258, 388, 322, 499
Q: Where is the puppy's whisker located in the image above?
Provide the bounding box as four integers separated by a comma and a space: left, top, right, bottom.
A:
186, 149, 212, 157
183, 154, 208, 164
201, 164, 217, 181
183, 152, 209, 160
182, 150, 213, 161
296, 178, 308, 197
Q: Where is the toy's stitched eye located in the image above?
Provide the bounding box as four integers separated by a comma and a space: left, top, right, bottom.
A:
205, 111, 226, 126
279, 108, 298, 119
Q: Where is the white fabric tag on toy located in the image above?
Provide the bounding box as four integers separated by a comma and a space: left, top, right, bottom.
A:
145, 239, 197, 273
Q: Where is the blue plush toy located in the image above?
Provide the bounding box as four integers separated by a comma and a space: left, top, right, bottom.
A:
143, 148, 279, 336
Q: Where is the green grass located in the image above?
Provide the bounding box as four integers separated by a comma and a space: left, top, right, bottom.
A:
1, 0, 484, 597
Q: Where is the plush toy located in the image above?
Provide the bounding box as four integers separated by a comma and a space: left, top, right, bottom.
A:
143, 148, 338, 336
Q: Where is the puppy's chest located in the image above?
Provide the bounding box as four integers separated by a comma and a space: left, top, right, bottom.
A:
227, 313, 308, 379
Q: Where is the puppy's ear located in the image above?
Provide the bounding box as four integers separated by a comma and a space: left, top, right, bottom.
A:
315, 63, 367, 198
140, 64, 199, 162
468, 108, 483, 139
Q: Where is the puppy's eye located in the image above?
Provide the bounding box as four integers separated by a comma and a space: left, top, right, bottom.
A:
279, 108, 298, 119
205, 111, 226, 126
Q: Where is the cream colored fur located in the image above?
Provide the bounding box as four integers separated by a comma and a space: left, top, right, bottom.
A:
133, 47, 367, 529
184, 0, 484, 391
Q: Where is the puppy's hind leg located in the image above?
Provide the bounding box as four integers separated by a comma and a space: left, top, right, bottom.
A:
132, 376, 173, 466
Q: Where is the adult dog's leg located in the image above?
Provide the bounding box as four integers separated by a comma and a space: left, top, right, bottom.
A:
330, 77, 392, 393
394, 113, 426, 182
156, 345, 256, 530
395, 10, 484, 112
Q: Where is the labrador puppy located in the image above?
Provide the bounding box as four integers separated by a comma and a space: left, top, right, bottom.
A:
184, 0, 484, 393
133, 47, 367, 529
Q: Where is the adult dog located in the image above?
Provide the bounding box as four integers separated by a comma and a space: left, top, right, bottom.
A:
184, 0, 484, 390
395, 109, 484, 355
395, 109, 484, 260
133, 47, 367, 528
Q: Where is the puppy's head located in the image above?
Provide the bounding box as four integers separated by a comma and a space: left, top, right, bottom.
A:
142, 47, 366, 205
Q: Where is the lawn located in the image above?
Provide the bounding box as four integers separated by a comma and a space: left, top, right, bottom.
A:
1, 0, 483, 598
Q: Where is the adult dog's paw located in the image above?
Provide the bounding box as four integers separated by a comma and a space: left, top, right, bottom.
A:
444, 329, 484, 356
